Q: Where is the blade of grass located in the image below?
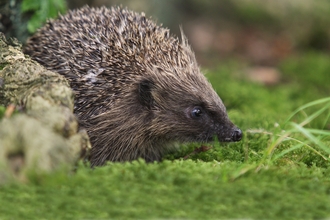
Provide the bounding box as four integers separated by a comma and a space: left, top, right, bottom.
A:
286, 97, 330, 122
302, 128, 330, 136
273, 136, 328, 161
291, 122, 330, 155
272, 143, 303, 161
299, 103, 330, 127
322, 108, 330, 129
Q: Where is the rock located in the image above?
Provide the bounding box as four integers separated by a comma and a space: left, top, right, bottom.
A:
245, 66, 281, 85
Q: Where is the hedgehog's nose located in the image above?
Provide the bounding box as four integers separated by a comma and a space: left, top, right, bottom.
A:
232, 128, 243, 142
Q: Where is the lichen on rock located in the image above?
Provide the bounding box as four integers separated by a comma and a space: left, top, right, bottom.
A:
0, 33, 91, 183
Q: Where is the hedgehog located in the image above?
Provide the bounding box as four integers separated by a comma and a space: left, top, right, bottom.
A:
24, 6, 242, 166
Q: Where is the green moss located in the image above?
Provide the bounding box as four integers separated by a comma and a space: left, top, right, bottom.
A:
0, 106, 5, 119
21, 0, 67, 33
0, 161, 330, 219
0, 63, 8, 70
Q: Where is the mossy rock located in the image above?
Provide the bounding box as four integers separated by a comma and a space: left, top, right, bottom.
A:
0, 33, 91, 183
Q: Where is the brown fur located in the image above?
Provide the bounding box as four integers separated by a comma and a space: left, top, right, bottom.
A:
24, 6, 242, 166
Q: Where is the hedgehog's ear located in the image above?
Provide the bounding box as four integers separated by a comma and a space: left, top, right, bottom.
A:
138, 79, 154, 109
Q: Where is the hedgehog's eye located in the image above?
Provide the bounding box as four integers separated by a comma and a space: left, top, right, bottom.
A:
191, 106, 203, 118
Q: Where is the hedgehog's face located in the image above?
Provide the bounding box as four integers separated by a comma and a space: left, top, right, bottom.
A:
182, 104, 242, 143
137, 78, 242, 143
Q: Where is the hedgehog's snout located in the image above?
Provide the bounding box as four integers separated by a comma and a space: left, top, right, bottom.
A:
231, 128, 242, 142
218, 126, 243, 142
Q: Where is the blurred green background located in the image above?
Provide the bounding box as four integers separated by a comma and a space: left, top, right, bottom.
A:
2, 0, 330, 67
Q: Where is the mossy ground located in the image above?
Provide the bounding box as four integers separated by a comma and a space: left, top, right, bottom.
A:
1, 52, 330, 219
